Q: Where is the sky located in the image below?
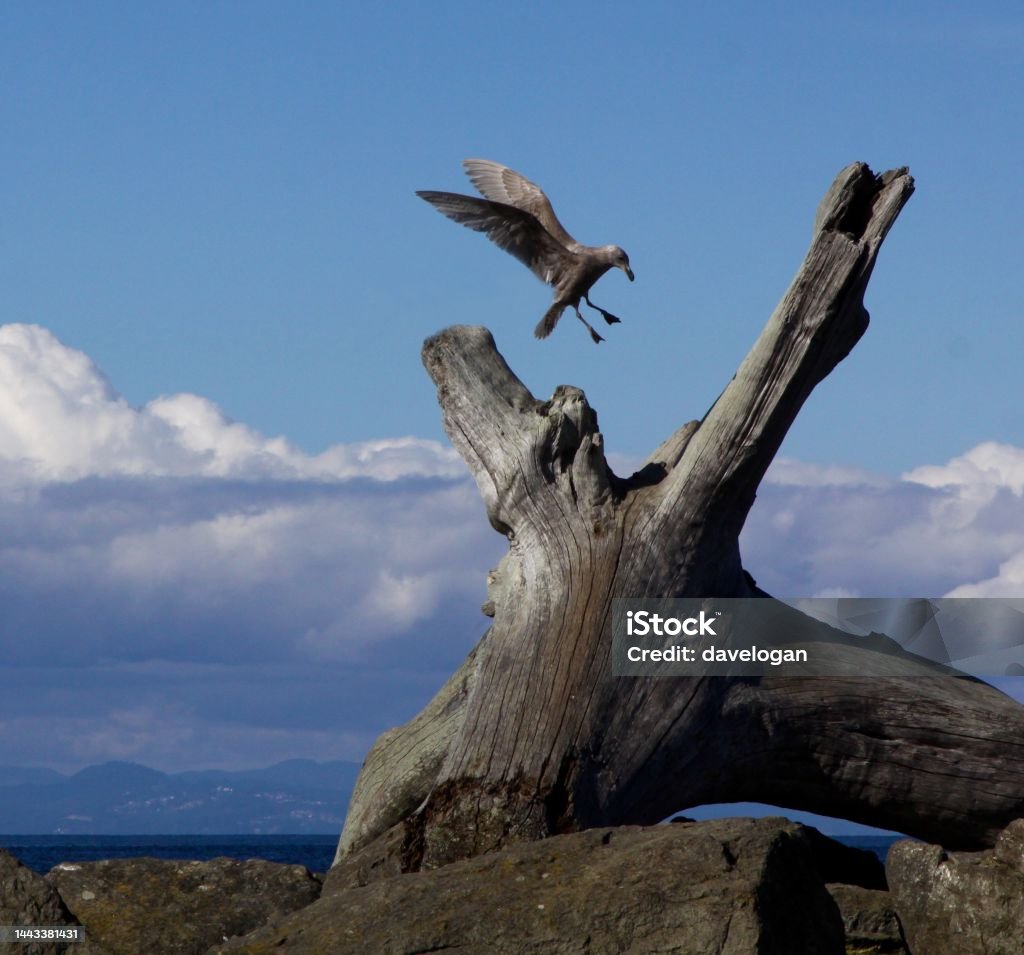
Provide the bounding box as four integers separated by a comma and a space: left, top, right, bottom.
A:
2, 3, 1024, 834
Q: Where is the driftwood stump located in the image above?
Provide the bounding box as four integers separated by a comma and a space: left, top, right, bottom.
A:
337, 163, 1024, 871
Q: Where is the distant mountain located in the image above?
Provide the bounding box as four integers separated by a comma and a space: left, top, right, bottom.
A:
0, 759, 360, 835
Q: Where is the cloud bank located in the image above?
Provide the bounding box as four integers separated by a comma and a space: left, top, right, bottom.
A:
2, 323, 1023, 772
742, 446, 1024, 599
0, 325, 502, 771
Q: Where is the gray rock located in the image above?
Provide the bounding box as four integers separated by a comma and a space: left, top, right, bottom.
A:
887, 819, 1024, 954
0, 848, 77, 955
211, 817, 846, 954
826, 883, 907, 954
47, 856, 321, 955
322, 819, 406, 893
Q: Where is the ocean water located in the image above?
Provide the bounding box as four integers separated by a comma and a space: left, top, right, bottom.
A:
1, 834, 339, 876
833, 835, 900, 863
2, 833, 899, 877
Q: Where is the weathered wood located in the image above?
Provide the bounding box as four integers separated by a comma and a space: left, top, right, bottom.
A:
338, 163, 1024, 870
333, 639, 482, 860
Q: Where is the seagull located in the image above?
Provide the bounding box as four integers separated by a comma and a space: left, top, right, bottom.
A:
417, 159, 634, 344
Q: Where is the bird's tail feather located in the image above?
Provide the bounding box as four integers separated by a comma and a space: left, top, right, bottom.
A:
535, 303, 564, 339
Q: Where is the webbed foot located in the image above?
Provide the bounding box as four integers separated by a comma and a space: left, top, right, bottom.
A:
585, 296, 623, 325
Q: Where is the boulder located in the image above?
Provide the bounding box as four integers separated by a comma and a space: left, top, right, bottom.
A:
322, 819, 406, 893
211, 817, 847, 954
1, 848, 72, 955
47, 856, 321, 955
886, 819, 1024, 954
826, 883, 907, 954
0, 848, 112, 955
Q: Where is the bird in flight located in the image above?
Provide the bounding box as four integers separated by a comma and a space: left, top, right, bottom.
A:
417, 159, 634, 344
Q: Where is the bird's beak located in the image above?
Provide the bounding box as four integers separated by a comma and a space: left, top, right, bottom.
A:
623, 265, 635, 282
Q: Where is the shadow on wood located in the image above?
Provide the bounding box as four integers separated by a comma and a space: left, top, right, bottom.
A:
337, 163, 1024, 872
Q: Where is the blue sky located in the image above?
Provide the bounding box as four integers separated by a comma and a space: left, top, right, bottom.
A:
5, 2, 1023, 472
2, 3, 1024, 834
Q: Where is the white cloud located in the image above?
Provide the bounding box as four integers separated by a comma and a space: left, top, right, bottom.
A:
904, 441, 1024, 496
946, 553, 1024, 597
0, 323, 464, 483
900, 443, 1024, 597
0, 323, 500, 674
744, 447, 1024, 598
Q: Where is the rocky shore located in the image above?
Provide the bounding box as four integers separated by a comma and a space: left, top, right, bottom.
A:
2, 816, 1021, 954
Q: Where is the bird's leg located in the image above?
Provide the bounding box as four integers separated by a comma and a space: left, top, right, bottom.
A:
584, 295, 623, 326
573, 304, 605, 344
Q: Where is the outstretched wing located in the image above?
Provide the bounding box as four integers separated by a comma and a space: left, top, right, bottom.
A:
416, 191, 572, 287
462, 159, 579, 250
